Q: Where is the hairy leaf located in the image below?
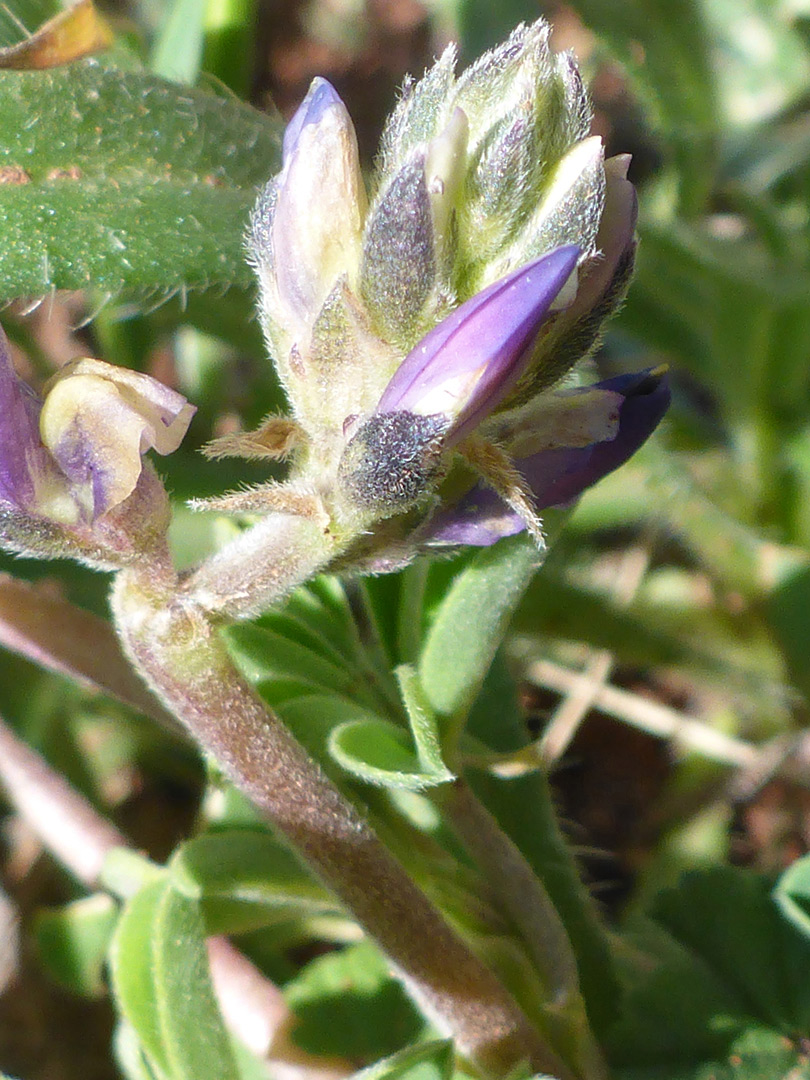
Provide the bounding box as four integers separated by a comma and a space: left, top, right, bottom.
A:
109, 875, 239, 1080
0, 59, 280, 301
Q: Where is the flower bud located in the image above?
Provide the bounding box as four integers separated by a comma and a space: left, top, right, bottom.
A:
336, 246, 579, 519
360, 108, 468, 345
376, 245, 580, 438
376, 45, 458, 172
487, 135, 605, 283
373, 21, 593, 303
249, 78, 367, 370
511, 152, 639, 397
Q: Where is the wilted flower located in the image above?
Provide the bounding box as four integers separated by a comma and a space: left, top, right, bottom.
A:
0, 328, 194, 564
193, 19, 668, 603
40, 358, 194, 521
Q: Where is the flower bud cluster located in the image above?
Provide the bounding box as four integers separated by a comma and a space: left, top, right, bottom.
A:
248, 22, 624, 442
228, 17, 664, 579
369, 22, 595, 336
0, 19, 668, 608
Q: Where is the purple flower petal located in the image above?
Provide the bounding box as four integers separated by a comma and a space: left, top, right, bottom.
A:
426, 366, 670, 546
0, 327, 45, 510
376, 245, 580, 442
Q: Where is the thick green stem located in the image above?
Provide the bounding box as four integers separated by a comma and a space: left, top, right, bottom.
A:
462, 651, 621, 1037
467, 763, 621, 1038
442, 781, 607, 1080
111, 566, 574, 1080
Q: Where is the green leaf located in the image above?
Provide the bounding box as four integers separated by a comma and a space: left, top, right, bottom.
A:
703, 0, 810, 128
608, 916, 748, 1067
224, 622, 360, 698
652, 868, 810, 1032
0, 59, 280, 301
146, 285, 266, 365
269, 695, 401, 782
418, 535, 543, 724
775, 853, 810, 939
200, 0, 258, 98
694, 1028, 810, 1080
284, 940, 424, 1061
0, 0, 62, 49
229, 615, 403, 767
350, 1040, 455, 1080
113, 1021, 163, 1080
356, 572, 405, 667
395, 665, 452, 779
765, 563, 810, 703
253, 608, 356, 674
279, 579, 406, 714
724, 114, 810, 193
615, 1027, 810, 1079
580, 2, 713, 134
170, 829, 337, 930
34, 893, 118, 996
100, 847, 164, 901
465, 658, 621, 1037
453, 0, 539, 61
109, 877, 178, 1078
611, 868, 810, 1070
109, 875, 240, 1080
397, 561, 431, 665
201, 776, 265, 829
568, 0, 718, 207
513, 566, 781, 698
329, 715, 453, 791
620, 219, 810, 422
283, 578, 362, 660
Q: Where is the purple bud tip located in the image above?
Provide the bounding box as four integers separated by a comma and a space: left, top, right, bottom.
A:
376, 245, 581, 442
282, 77, 345, 165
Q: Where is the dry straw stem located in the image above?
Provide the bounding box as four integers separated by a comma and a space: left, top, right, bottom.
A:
538, 546, 650, 765
529, 658, 810, 799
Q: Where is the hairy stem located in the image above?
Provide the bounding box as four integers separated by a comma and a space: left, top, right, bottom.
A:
466, 763, 621, 1037
111, 566, 575, 1080
441, 780, 607, 1080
